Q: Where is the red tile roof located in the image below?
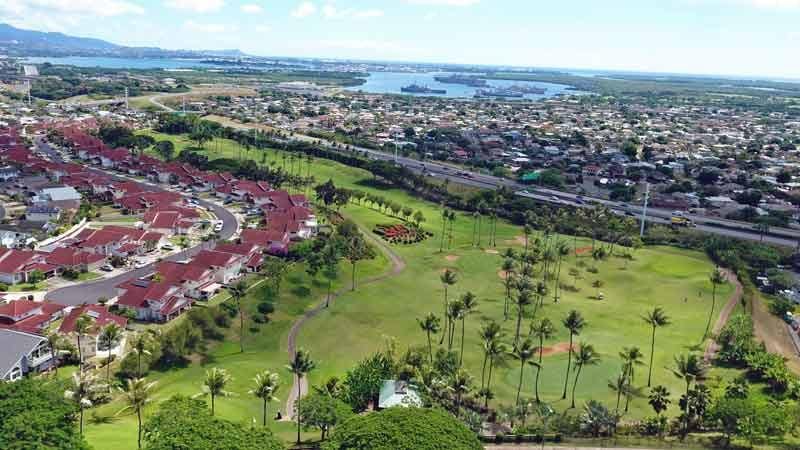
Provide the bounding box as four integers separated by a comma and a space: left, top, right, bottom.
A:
58, 305, 127, 334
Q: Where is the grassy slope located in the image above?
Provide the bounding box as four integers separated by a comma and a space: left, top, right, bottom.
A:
84, 131, 731, 449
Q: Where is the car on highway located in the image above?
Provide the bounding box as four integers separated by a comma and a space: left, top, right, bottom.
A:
133, 260, 147, 269
214, 222, 223, 232
550, 195, 560, 202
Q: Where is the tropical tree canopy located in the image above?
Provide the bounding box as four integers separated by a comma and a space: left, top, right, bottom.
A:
0, 378, 90, 450
322, 407, 482, 450
143, 395, 284, 450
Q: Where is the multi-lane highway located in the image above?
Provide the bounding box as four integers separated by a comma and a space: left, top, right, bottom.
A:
305, 138, 800, 248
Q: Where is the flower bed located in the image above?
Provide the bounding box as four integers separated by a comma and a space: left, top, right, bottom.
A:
374, 223, 432, 245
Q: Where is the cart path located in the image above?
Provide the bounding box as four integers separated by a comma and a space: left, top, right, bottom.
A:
283, 223, 406, 420
703, 268, 743, 363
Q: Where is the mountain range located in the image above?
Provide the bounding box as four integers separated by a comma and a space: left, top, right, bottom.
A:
0, 23, 247, 59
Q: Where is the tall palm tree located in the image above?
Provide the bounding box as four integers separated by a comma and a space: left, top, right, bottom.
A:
643, 307, 671, 387
98, 323, 123, 389
620, 346, 645, 412
439, 269, 457, 345
530, 318, 555, 403
130, 332, 152, 378
672, 353, 707, 436
512, 339, 537, 405
523, 224, 532, 254
479, 321, 502, 389
230, 280, 248, 353
501, 258, 516, 321
553, 241, 571, 303
561, 310, 586, 399
417, 313, 441, 364
118, 378, 156, 449
249, 370, 280, 427
608, 370, 629, 418
447, 210, 456, 249
446, 299, 464, 350
514, 289, 533, 347
705, 269, 726, 339
198, 367, 234, 416
459, 292, 478, 366
484, 339, 507, 408
65, 371, 105, 435
571, 343, 599, 408
46, 331, 64, 378
287, 348, 316, 444
449, 369, 473, 416
74, 314, 92, 373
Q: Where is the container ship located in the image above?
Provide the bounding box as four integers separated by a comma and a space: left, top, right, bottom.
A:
509, 84, 546, 95
433, 74, 488, 87
401, 84, 447, 95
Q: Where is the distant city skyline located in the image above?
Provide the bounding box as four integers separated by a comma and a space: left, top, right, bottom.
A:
1, 0, 799, 79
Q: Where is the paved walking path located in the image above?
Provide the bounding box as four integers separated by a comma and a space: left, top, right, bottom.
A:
703, 268, 743, 363
283, 222, 406, 420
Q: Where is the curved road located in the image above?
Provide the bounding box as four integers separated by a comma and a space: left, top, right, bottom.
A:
283, 224, 406, 420
45, 194, 237, 306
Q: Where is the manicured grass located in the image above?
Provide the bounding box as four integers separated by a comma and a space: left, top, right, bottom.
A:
75, 271, 101, 281
83, 130, 734, 449
6, 281, 48, 292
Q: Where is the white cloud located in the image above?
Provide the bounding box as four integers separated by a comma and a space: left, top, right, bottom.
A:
291, 1, 316, 18
744, 0, 800, 8
183, 20, 237, 33
255, 24, 271, 32
404, 0, 480, 5
321, 4, 384, 20
0, 0, 142, 33
166, 0, 225, 13
241, 3, 263, 13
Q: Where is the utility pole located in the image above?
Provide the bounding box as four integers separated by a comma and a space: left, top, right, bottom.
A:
640, 182, 650, 238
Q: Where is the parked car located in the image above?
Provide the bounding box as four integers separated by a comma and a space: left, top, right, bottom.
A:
161, 243, 175, 251
100, 264, 114, 272
133, 261, 147, 269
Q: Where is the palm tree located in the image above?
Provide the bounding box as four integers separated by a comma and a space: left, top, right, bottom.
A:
705, 269, 726, 339
484, 339, 507, 408
514, 289, 533, 347
74, 314, 92, 373
229, 280, 248, 353
459, 292, 478, 366
287, 348, 316, 444
439, 207, 449, 253
198, 367, 234, 416
449, 369, 473, 416
417, 313, 441, 364
512, 339, 537, 405
561, 310, 586, 399
571, 343, 599, 408
553, 241, 571, 303
98, 323, 123, 389
607, 370, 629, 418
118, 378, 156, 449
130, 332, 152, 378
620, 346, 645, 412
530, 318, 555, 403
643, 307, 671, 387
249, 370, 280, 427
501, 258, 516, 321
523, 224, 532, 253
447, 210, 456, 249
648, 385, 671, 418
46, 332, 64, 378
672, 353, 707, 436
479, 321, 502, 389
65, 371, 105, 435
439, 269, 457, 345
446, 299, 464, 350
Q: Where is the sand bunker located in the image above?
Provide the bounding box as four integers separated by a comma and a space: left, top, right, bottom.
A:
538, 342, 576, 357
445, 255, 460, 262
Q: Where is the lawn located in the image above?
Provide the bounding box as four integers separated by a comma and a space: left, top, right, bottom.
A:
83, 130, 733, 449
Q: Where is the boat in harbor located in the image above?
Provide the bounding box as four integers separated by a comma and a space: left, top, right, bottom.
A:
433, 74, 488, 87
401, 84, 447, 95
474, 88, 524, 98
508, 84, 546, 94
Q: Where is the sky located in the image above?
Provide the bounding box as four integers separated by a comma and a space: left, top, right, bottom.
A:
1, 0, 799, 79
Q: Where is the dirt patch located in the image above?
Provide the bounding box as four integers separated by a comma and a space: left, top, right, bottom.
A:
752, 284, 800, 374
506, 235, 528, 246
539, 342, 576, 357
445, 255, 460, 262
498, 270, 509, 280
575, 246, 593, 255
485, 249, 500, 254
